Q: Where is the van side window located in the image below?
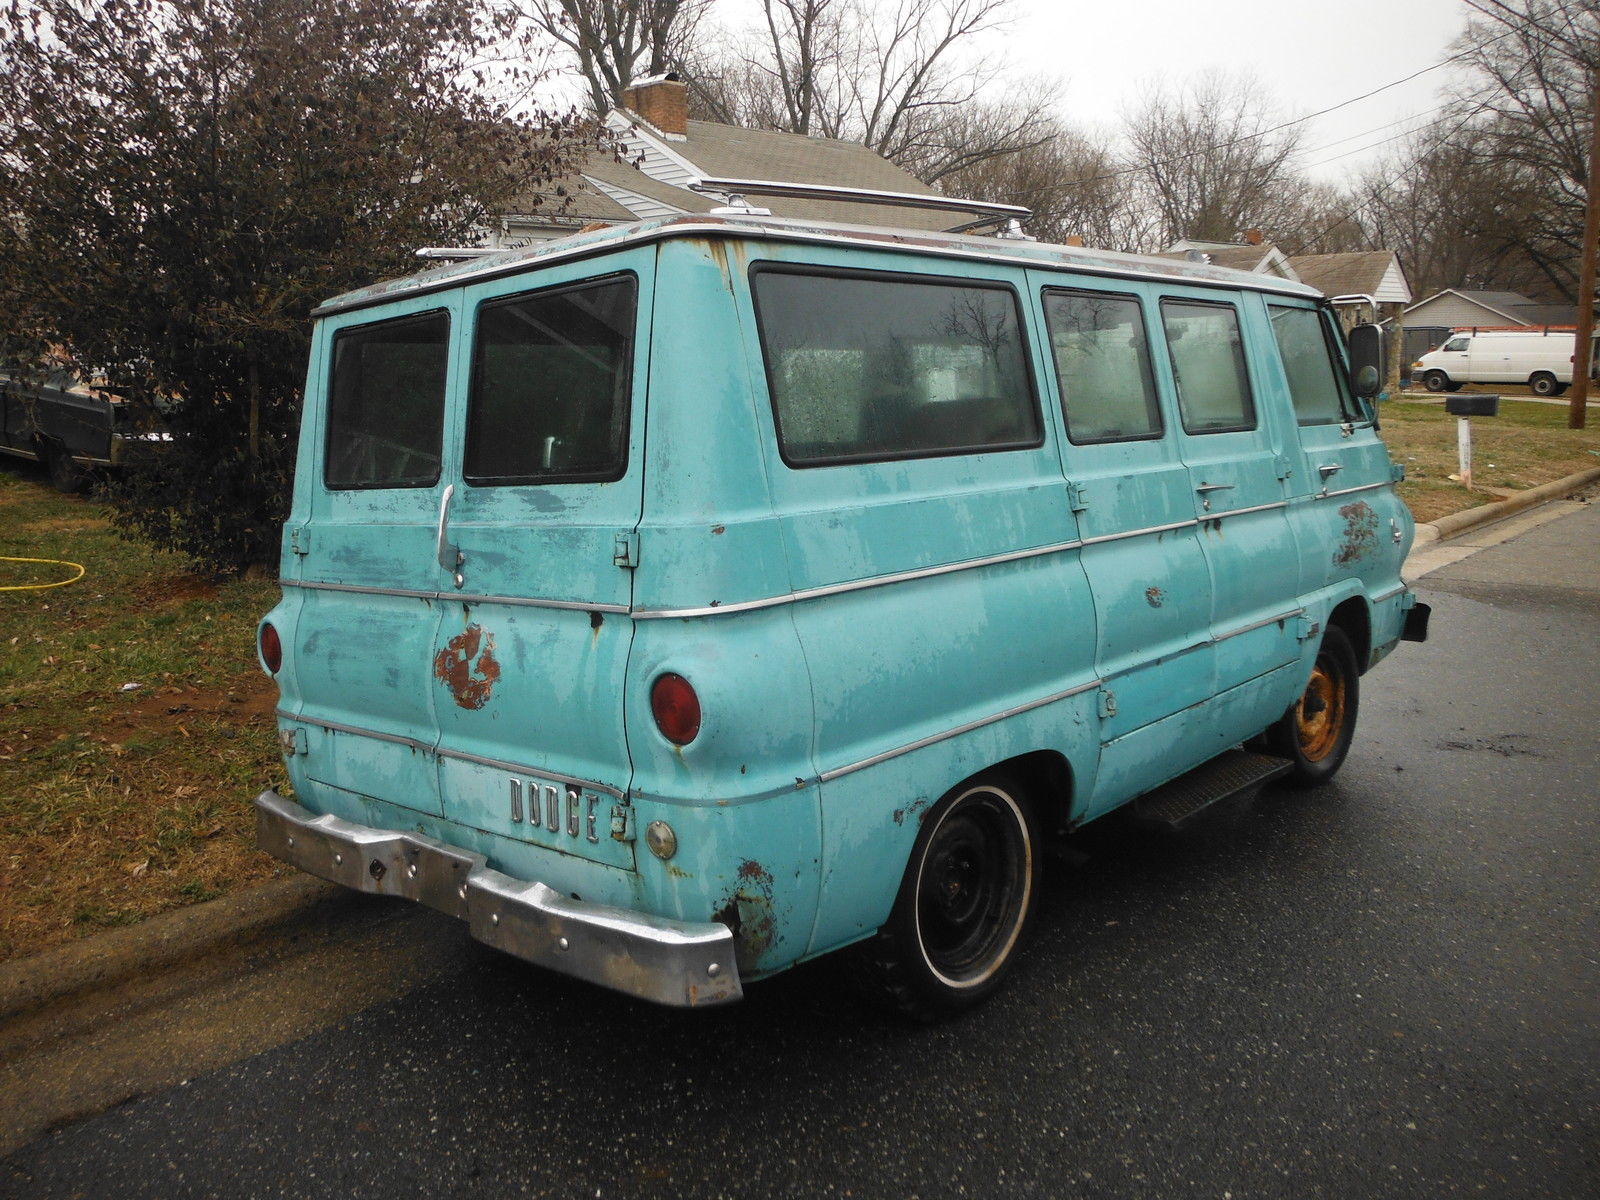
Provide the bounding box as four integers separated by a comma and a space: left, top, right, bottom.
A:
465, 276, 635, 485
1042, 290, 1162, 443
1160, 300, 1255, 434
753, 269, 1041, 466
325, 310, 449, 489
1268, 304, 1356, 425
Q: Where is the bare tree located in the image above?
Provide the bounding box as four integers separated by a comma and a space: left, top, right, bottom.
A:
1443, 0, 1599, 300
942, 120, 1155, 251
1122, 72, 1306, 247
682, 0, 1049, 180
514, 0, 712, 114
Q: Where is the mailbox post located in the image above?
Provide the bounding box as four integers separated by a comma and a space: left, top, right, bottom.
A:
1445, 393, 1499, 491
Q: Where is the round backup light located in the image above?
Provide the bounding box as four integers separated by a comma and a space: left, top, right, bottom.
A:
650, 673, 701, 745
259, 622, 283, 675
646, 820, 678, 861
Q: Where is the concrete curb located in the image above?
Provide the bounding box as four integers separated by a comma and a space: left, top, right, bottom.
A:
0, 874, 337, 1024
1410, 465, 1600, 547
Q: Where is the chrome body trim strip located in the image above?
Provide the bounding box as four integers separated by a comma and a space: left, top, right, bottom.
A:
632, 537, 1086, 620
278, 710, 625, 799
819, 678, 1102, 783
1204, 500, 1290, 520
1213, 609, 1305, 644
1078, 518, 1195, 547
1371, 584, 1407, 603
253, 789, 739, 1007
1321, 481, 1389, 500
280, 577, 630, 615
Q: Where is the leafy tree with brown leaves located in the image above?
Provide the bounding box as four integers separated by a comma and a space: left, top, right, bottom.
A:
0, 0, 595, 572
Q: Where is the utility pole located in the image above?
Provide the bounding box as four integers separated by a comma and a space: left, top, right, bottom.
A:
1569, 72, 1600, 430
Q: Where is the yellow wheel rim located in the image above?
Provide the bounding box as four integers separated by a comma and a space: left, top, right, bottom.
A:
1295, 662, 1345, 763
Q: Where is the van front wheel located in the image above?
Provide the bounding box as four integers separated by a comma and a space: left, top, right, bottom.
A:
851, 776, 1039, 1020
1266, 626, 1360, 789
1529, 372, 1559, 397
1423, 371, 1450, 393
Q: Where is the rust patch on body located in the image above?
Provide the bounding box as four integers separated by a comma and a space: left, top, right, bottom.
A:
1145, 587, 1164, 608
1334, 501, 1378, 566
892, 797, 931, 826
432, 624, 500, 710
715, 860, 777, 969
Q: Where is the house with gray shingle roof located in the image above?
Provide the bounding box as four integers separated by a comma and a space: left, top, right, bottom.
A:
487, 75, 966, 247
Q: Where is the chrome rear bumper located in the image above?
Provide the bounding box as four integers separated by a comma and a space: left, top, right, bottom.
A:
253, 790, 741, 1007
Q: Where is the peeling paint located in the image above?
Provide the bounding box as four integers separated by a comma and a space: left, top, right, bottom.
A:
715, 860, 777, 969
432, 624, 500, 710
892, 797, 931, 826
1145, 587, 1164, 608
1335, 501, 1378, 566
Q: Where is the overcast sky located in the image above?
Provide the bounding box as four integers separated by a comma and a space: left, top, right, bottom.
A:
993, 0, 1474, 180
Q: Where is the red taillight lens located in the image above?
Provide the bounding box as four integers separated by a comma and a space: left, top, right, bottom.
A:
259, 622, 283, 674
650, 673, 700, 745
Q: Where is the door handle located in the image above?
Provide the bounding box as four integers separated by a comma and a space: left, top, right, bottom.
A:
436, 483, 465, 588
1317, 463, 1343, 478
1194, 481, 1234, 512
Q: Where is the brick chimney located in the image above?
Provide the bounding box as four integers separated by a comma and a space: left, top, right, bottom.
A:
1243, 228, 1264, 246
622, 73, 687, 140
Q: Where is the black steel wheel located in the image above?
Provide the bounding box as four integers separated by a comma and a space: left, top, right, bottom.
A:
850, 775, 1039, 1021
1423, 371, 1450, 393
40, 440, 88, 493
1265, 626, 1360, 789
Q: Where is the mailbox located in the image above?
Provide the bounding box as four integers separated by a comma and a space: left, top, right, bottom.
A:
1445, 393, 1499, 417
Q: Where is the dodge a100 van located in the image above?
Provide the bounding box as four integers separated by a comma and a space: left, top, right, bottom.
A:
255, 213, 1430, 1018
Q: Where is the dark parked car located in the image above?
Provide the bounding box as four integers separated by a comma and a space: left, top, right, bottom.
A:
0, 369, 162, 491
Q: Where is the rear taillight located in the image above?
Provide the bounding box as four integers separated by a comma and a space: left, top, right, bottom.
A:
650, 673, 700, 745
259, 622, 282, 674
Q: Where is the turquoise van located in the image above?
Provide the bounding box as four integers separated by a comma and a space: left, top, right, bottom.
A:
254, 214, 1429, 1017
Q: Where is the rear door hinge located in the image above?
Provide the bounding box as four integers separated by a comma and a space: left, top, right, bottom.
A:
1390, 462, 1406, 483
1097, 688, 1117, 719
1068, 481, 1089, 513
610, 803, 636, 842
1274, 454, 1292, 481
289, 526, 310, 555
613, 531, 640, 569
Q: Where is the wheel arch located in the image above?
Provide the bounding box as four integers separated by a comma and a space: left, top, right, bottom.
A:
1328, 595, 1372, 675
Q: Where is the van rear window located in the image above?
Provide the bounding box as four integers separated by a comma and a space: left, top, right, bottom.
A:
753, 269, 1041, 466
465, 276, 635, 485
325, 310, 449, 489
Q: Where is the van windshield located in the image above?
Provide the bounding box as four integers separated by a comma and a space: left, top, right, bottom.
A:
753, 269, 1040, 466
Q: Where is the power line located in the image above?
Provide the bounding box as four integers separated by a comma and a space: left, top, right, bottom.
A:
997, 28, 1514, 202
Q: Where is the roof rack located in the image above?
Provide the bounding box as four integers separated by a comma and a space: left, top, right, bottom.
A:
687, 176, 1031, 235
415, 247, 500, 261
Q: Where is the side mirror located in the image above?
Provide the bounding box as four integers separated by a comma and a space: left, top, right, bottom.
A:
1347, 323, 1385, 398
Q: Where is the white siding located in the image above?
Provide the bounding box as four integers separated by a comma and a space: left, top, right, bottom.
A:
1375, 261, 1411, 305
604, 113, 699, 190
583, 175, 688, 221
1403, 294, 1522, 329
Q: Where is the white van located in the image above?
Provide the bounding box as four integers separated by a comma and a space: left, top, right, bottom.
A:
1412, 330, 1598, 396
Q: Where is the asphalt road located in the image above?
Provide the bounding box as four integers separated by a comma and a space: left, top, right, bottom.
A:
4, 503, 1597, 1199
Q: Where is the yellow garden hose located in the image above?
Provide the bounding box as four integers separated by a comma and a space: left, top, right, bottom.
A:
0, 556, 86, 591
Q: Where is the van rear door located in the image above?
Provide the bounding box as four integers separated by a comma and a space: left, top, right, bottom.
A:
425, 255, 651, 872
293, 297, 461, 817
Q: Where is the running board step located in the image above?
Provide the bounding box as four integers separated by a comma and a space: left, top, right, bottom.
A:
1132, 749, 1294, 831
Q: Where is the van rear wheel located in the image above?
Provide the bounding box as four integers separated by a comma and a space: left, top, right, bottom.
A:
1423, 371, 1450, 393
1529, 372, 1559, 397
1266, 626, 1359, 789
850, 775, 1040, 1021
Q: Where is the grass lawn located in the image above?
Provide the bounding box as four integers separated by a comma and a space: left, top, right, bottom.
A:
0, 466, 287, 963
1380, 397, 1600, 523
